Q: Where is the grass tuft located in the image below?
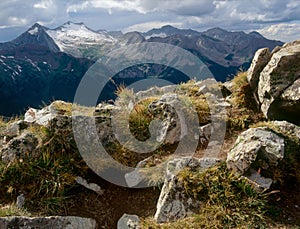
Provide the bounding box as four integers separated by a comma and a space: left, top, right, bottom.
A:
142, 163, 269, 228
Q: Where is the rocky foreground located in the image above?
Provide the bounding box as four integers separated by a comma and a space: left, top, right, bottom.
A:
0, 40, 299, 228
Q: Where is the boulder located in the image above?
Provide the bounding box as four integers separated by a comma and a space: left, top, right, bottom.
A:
1, 121, 28, 139
271, 120, 300, 140
247, 48, 271, 104
154, 157, 220, 223
94, 104, 120, 146
148, 94, 183, 144
1, 132, 39, 163
0, 216, 97, 229
248, 40, 300, 123
136, 85, 177, 100
226, 127, 285, 191
117, 214, 140, 229
24, 101, 71, 126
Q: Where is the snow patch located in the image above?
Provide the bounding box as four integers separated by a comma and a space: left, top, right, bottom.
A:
28, 27, 39, 35
17, 65, 22, 72
145, 33, 167, 40
46, 22, 117, 52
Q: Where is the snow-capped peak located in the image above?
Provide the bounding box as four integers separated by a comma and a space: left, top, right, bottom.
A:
45, 21, 117, 53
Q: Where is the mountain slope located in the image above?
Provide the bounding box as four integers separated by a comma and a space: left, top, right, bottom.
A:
146, 26, 282, 80
0, 45, 94, 116
0, 23, 59, 52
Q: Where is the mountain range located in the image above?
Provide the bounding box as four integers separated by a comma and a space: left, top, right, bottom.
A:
0, 22, 283, 116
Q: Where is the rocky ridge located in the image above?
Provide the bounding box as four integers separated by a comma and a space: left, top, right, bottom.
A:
0, 39, 299, 228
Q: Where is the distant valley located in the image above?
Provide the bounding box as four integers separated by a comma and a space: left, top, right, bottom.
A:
0, 22, 283, 116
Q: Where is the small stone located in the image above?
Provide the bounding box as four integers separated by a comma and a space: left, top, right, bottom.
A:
16, 194, 25, 209
75, 177, 104, 195
117, 214, 140, 229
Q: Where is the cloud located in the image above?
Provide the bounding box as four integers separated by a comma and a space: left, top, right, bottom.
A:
67, 0, 146, 14
34, 0, 53, 9
123, 21, 183, 33
0, 0, 300, 42
258, 23, 300, 42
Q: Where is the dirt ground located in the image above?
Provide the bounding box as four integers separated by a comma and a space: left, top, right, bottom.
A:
67, 171, 160, 228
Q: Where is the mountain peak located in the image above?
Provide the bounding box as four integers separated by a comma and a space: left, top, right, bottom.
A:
26, 23, 48, 35
30, 22, 44, 29
249, 31, 264, 39
205, 27, 228, 34
161, 25, 176, 29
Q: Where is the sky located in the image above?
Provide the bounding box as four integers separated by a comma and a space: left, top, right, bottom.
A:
0, 0, 300, 42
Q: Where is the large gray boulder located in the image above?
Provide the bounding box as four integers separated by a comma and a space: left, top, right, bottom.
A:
226, 127, 285, 191
148, 94, 184, 144
247, 48, 271, 104
154, 157, 220, 223
0, 216, 97, 229
248, 40, 300, 123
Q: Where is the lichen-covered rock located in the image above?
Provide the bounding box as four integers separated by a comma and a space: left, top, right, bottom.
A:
136, 85, 177, 100
250, 40, 300, 123
154, 157, 220, 223
0, 216, 97, 229
24, 101, 71, 126
271, 120, 300, 140
148, 94, 183, 144
1, 132, 39, 163
226, 127, 285, 191
247, 48, 271, 104
1, 121, 28, 139
117, 214, 140, 229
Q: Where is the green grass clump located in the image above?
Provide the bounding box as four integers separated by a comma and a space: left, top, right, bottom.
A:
0, 204, 31, 217
0, 126, 88, 215
143, 163, 269, 228
227, 72, 264, 131
177, 81, 211, 125
129, 98, 157, 141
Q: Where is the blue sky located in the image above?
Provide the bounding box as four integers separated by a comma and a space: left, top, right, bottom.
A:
0, 0, 300, 42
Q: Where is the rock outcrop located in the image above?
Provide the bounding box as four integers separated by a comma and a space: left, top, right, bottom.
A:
24, 101, 71, 126
154, 157, 220, 223
1, 132, 39, 163
247, 40, 300, 124
226, 127, 285, 191
247, 48, 271, 104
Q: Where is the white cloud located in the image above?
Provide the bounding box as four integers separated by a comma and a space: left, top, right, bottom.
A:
7, 16, 28, 26
0, 0, 300, 42
67, 0, 146, 14
33, 0, 53, 9
123, 21, 183, 33
258, 23, 300, 42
